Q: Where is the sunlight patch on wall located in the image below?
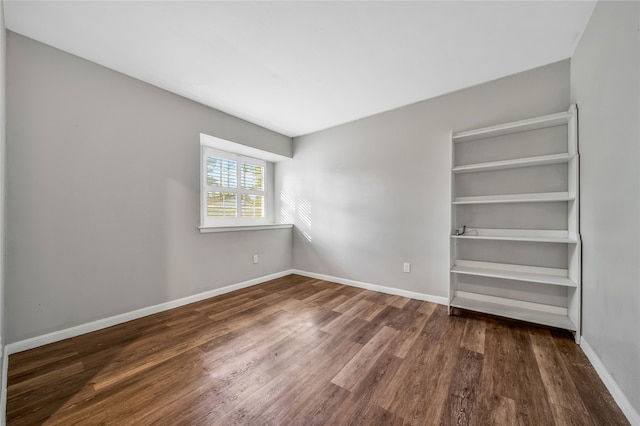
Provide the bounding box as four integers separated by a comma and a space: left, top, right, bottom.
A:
280, 190, 312, 242
298, 198, 312, 242
280, 190, 296, 225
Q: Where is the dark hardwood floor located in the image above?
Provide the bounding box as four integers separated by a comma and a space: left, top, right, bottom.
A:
6, 274, 629, 425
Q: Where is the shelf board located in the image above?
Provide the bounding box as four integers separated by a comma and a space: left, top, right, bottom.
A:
452, 192, 573, 205
452, 110, 572, 143
451, 228, 578, 243
451, 261, 577, 287
450, 295, 576, 330
452, 153, 573, 174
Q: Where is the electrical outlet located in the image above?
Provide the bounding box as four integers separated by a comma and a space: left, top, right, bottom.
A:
403, 262, 411, 273
253, 254, 259, 264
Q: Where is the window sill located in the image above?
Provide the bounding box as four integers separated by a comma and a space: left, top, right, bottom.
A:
199, 223, 293, 233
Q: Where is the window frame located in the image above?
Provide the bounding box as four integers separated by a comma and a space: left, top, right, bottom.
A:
200, 146, 269, 227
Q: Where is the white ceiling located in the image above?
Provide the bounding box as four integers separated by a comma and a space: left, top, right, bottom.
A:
3, 1, 596, 137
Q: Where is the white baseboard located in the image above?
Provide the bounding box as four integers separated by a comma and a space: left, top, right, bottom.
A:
581, 337, 640, 426
5, 270, 295, 356
8, 269, 636, 426
291, 269, 448, 306
6, 269, 446, 356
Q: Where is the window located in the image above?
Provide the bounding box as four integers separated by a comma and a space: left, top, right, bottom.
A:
201, 147, 267, 227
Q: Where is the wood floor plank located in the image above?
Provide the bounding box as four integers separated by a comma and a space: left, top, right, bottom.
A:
460, 317, 486, 354
295, 286, 337, 305
482, 320, 556, 425
358, 301, 387, 321
320, 299, 373, 335
276, 382, 351, 426
550, 330, 630, 425
402, 298, 424, 312
332, 398, 404, 426
204, 297, 270, 322
192, 292, 261, 316
421, 304, 450, 341
6, 362, 90, 425
288, 282, 329, 301
529, 329, 594, 426
372, 305, 419, 332
331, 326, 398, 391
149, 321, 313, 424
259, 335, 363, 425
150, 362, 269, 425
470, 394, 517, 426
97, 347, 209, 424
7, 349, 79, 384
364, 291, 403, 308
200, 313, 322, 379
339, 317, 384, 345
327, 350, 404, 425
217, 362, 305, 425
90, 319, 231, 391
416, 300, 438, 316
37, 403, 109, 426
332, 292, 364, 313
440, 348, 484, 425
6, 275, 629, 425
376, 311, 455, 417
293, 330, 363, 374
396, 314, 467, 424
390, 310, 433, 359
311, 293, 350, 311
390, 295, 411, 309
7, 361, 85, 401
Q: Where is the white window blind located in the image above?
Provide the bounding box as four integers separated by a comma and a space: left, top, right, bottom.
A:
201, 147, 267, 226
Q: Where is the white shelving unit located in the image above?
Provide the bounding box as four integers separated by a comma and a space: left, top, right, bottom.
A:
449, 105, 581, 342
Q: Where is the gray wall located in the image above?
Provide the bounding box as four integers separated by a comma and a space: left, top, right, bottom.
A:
276, 61, 570, 297
570, 1, 640, 417
5, 32, 293, 343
